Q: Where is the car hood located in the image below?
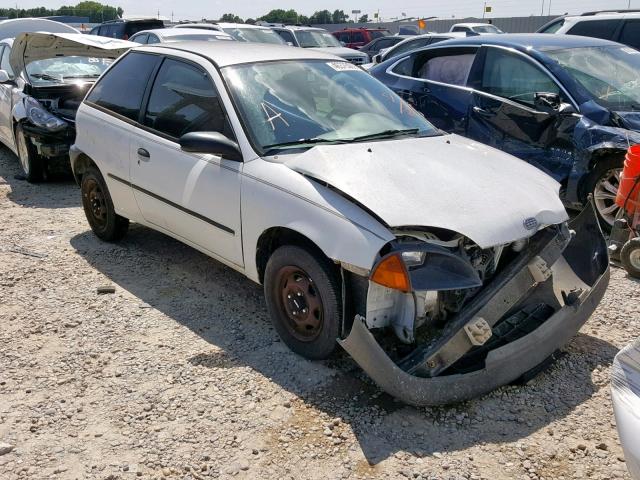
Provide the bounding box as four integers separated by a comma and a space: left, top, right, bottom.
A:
613, 111, 640, 131
307, 46, 367, 58
283, 134, 568, 249
10, 32, 135, 76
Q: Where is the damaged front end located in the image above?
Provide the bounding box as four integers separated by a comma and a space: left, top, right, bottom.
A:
339, 202, 609, 406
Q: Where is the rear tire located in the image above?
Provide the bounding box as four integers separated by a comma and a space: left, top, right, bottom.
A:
621, 238, 640, 279
81, 165, 129, 242
15, 125, 44, 183
583, 157, 624, 232
264, 245, 341, 360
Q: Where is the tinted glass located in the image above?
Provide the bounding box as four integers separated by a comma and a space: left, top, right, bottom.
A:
275, 30, 296, 44
389, 38, 432, 59
376, 38, 396, 49
481, 48, 559, 106
619, 20, 640, 50
147, 34, 160, 44
86, 52, 158, 121
144, 59, 228, 138
352, 32, 365, 43
451, 26, 469, 32
126, 21, 164, 37
567, 19, 620, 40
539, 19, 564, 33
131, 33, 149, 44
369, 30, 390, 39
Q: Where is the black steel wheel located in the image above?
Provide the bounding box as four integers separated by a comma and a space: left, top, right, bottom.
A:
264, 245, 341, 360
81, 166, 129, 242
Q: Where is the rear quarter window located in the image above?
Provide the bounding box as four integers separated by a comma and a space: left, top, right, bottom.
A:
86, 52, 159, 121
566, 19, 621, 40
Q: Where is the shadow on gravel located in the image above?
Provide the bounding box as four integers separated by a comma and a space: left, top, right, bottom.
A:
0, 145, 76, 209
70, 225, 618, 465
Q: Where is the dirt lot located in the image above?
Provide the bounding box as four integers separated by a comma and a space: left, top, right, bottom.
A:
0, 145, 638, 480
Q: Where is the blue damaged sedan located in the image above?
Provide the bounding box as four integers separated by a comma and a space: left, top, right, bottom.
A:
371, 33, 640, 229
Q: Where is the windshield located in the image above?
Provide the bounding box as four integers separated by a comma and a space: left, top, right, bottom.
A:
296, 30, 342, 48
546, 46, 640, 111
222, 60, 438, 154
473, 25, 503, 33
222, 27, 285, 44
26, 56, 114, 85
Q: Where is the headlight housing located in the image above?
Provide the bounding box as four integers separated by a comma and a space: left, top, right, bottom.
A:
24, 97, 67, 131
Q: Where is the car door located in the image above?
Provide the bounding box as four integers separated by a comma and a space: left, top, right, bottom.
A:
130, 55, 243, 266
467, 46, 580, 180
83, 51, 162, 220
382, 46, 479, 134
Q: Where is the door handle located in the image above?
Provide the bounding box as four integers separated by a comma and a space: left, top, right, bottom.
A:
473, 106, 495, 117
137, 148, 150, 161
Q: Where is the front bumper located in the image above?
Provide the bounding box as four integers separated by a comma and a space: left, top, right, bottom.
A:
339, 203, 610, 406
22, 123, 74, 159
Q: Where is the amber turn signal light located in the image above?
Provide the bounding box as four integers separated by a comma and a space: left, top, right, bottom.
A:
370, 253, 411, 292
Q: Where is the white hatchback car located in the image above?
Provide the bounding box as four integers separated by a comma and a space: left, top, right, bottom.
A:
71, 42, 609, 405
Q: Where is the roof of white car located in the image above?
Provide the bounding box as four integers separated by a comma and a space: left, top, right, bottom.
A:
138, 41, 341, 67
274, 25, 327, 32
139, 28, 233, 39
563, 12, 640, 20
173, 23, 222, 30
215, 23, 273, 30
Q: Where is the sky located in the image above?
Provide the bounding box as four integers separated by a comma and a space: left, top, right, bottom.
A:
19, 0, 640, 21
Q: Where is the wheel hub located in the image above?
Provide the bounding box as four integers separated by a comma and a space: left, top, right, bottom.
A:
593, 168, 622, 226
630, 248, 640, 270
84, 179, 107, 228
278, 267, 323, 342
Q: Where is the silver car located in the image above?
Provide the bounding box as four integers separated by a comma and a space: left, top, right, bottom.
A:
0, 24, 133, 181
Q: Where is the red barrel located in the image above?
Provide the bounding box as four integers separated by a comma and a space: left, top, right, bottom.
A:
616, 144, 640, 215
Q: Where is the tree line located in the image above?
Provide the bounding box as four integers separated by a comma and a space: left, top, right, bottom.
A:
218, 9, 370, 26
0, 2, 123, 23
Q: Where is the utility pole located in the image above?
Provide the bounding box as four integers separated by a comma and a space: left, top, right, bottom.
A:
548, 0, 552, 15
483, 1, 486, 19
541, 0, 545, 16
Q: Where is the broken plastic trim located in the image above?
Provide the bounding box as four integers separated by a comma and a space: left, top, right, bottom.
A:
339, 203, 610, 406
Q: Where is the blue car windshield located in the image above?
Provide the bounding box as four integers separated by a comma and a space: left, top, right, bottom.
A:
546, 45, 640, 111
222, 60, 438, 153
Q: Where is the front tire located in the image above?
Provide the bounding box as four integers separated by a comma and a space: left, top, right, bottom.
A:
15, 125, 44, 183
264, 245, 341, 360
584, 157, 623, 231
621, 238, 640, 279
81, 165, 129, 242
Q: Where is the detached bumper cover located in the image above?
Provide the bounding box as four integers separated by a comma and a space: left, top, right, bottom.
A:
339, 203, 610, 406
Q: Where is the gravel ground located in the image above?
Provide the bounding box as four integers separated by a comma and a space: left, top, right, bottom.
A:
0, 145, 638, 480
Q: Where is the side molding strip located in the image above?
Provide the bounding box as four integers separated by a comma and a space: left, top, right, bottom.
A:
107, 173, 235, 235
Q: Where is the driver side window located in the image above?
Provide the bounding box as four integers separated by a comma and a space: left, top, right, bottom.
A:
480, 48, 560, 106
143, 58, 232, 140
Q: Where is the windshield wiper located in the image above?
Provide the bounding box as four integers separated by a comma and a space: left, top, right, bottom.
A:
263, 137, 345, 153
30, 73, 61, 81
349, 128, 420, 142
63, 74, 101, 79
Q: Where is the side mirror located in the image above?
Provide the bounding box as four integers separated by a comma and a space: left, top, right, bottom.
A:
534, 92, 561, 113
286, 41, 294, 46
179, 131, 243, 161
373, 53, 382, 64
0, 70, 11, 84
340, 41, 346, 47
